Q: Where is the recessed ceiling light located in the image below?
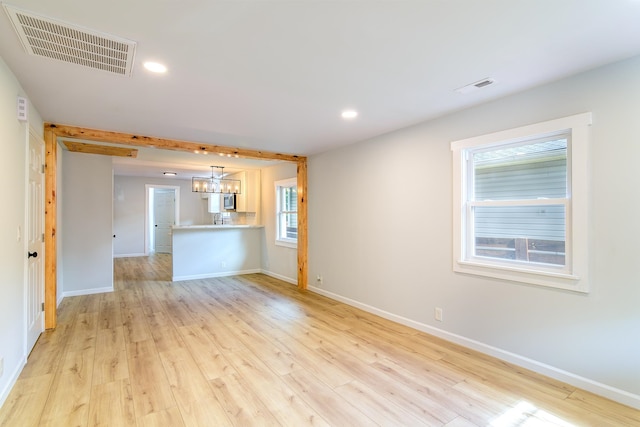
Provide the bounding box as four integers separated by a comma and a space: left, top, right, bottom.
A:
341, 110, 358, 119
163, 172, 176, 176
143, 61, 167, 73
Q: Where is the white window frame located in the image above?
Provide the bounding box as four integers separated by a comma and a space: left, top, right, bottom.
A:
451, 113, 591, 292
275, 178, 297, 248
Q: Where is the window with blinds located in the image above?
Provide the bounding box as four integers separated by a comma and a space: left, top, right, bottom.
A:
451, 113, 591, 292
471, 137, 568, 266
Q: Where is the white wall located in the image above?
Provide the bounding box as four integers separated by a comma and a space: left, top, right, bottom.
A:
173, 228, 262, 281
260, 162, 298, 283
0, 57, 43, 407
308, 55, 640, 408
61, 151, 113, 295
113, 175, 208, 256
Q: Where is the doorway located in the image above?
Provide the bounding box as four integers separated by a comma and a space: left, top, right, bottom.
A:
146, 185, 180, 254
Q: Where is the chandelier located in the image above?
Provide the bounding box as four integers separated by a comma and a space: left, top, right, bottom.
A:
191, 166, 241, 194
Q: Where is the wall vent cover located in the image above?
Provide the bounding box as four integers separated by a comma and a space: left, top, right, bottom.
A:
3, 4, 136, 76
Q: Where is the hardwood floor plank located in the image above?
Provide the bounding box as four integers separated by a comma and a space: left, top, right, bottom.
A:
67, 312, 99, 352
158, 347, 216, 409
138, 406, 185, 427
177, 325, 237, 380
0, 374, 53, 427
210, 374, 280, 426
97, 293, 123, 330
226, 349, 330, 426
177, 397, 233, 427
39, 348, 95, 426
334, 380, 433, 427
92, 326, 129, 385
147, 311, 187, 353
282, 369, 377, 426
87, 379, 136, 427
1, 254, 637, 426
128, 352, 177, 418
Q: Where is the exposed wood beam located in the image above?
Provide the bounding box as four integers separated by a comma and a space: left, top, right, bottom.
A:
44, 128, 57, 329
297, 159, 308, 290
62, 140, 138, 158
43, 122, 310, 326
45, 123, 305, 163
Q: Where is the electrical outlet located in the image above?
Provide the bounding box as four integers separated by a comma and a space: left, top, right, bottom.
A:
221, 261, 227, 268
435, 307, 443, 322
316, 275, 323, 285
0, 357, 4, 378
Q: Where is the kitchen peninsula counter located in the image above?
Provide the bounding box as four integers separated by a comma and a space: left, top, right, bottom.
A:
172, 224, 264, 281
172, 224, 264, 230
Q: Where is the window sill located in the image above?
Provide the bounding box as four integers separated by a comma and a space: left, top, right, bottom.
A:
454, 259, 588, 293
275, 239, 297, 249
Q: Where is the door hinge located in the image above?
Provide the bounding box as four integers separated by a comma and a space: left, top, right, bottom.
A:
41, 164, 45, 174
42, 233, 45, 242
41, 302, 45, 312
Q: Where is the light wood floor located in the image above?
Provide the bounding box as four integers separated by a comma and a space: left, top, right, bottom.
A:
1, 255, 638, 426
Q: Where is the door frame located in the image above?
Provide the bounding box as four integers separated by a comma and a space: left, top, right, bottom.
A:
44, 123, 307, 329
145, 184, 180, 255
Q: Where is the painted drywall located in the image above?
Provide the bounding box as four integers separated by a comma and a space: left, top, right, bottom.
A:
173, 227, 262, 280
61, 151, 113, 295
113, 175, 210, 256
260, 162, 298, 283
0, 57, 43, 407
308, 55, 640, 406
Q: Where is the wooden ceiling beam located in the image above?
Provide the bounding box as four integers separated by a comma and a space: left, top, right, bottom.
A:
62, 140, 138, 157
46, 123, 306, 163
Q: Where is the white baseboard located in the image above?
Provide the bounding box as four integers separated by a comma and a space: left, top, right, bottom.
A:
308, 285, 640, 410
113, 252, 146, 258
0, 355, 27, 410
62, 286, 113, 298
173, 269, 262, 282
261, 269, 297, 285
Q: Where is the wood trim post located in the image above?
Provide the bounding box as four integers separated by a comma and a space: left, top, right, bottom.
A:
44, 129, 57, 329
43, 122, 309, 326
297, 159, 308, 289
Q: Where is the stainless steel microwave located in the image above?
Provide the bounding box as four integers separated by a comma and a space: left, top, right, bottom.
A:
223, 194, 236, 210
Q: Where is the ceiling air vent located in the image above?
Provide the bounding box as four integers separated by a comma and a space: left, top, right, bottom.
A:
455, 78, 496, 94
3, 4, 136, 76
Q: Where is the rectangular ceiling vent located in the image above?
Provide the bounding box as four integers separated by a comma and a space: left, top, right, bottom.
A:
455, 78, 496, 95
3, 4, 136, 76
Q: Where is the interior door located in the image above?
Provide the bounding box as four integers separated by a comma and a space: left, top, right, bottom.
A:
27, 130, 45, 352
154, 189, 175, 253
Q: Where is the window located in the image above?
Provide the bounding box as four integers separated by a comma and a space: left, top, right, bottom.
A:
451, 113, 591, 292
275, 178, 297, 248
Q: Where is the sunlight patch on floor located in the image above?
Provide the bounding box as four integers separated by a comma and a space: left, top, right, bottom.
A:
490, 401, 575, 427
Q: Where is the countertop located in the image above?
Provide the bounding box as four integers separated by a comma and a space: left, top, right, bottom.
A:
172, 224, 264, 230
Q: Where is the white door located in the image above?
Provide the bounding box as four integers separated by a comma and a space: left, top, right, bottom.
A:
27, 130, 45, 352
154, 189, 175, 253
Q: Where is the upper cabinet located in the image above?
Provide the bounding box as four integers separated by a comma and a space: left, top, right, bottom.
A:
229, 169, 261, 215
207, 193, 221, 213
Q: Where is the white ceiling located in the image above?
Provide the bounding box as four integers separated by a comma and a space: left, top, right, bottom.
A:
2, 0, 640, 166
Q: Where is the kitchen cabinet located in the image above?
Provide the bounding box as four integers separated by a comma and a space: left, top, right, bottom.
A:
229, 170, 260, 215
206, 193, 221, 213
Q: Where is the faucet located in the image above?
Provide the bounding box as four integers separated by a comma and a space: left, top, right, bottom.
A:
214, 213, 225, 225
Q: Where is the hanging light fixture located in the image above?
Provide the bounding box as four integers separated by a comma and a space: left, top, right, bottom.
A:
192, 166, 241, 194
